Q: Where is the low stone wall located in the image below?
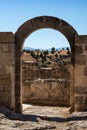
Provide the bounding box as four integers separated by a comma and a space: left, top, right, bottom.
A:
22, 79, 70, 107
22, 62, 70, 82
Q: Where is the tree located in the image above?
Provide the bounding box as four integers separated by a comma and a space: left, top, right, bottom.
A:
55, 54, 58, 58
43, 55, 46, 61
62, 48, 65, 50
51, 47, 55, 54
43, 50, 48, 55
67, 50, 71, 55
66, 47, 69, 50
40, 52, 43, 58
30, 51, 35, 57
23, 49, 25, 52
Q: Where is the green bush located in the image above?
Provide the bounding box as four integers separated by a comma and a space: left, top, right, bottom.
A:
40, 62, 47, 67
47, 61, 51, 64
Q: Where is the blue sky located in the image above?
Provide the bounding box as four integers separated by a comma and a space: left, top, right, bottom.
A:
0, 0, 87, 49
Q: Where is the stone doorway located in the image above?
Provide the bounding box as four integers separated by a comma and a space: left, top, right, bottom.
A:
0, 16, 87, 113
15, 16, 78, 113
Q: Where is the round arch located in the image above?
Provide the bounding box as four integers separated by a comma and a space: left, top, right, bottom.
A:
15, 16, 78, 113
15, 16, 78, 56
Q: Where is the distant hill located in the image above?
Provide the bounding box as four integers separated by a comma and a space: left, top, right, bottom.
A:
23, 47, 35, 50
23, 46, 70, 51
22, 46, 71, 68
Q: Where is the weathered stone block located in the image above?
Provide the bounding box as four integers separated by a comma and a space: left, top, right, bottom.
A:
0, 85, 4, 92
0, 92, 4, 103
0, 43, 2, 52
85, 45, 87, 51
75, 95, 84, 104
75, 35, 87, 44
75, 94, 87, 111
84, 66, 87, 75
75, 86, 87, 94
84, 96, 87, 110
75, 55, 86, 65
75, 104, 85, 111
75, 45, 83, 54
0, 32, 14, 42
2, 43, 13, 52
5, 85, 11, 92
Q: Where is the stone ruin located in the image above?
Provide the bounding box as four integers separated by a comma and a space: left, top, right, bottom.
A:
0, 16, 87, 113
22, 60, 70, 107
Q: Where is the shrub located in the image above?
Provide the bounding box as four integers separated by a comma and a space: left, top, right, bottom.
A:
40, 62, 47, 67
43, 50, 49, 55
51, 47, 55, 54
47, 61, 51, 64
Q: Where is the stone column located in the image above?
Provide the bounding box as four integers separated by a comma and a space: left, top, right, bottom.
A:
15, 46, 22, 113
0, 32, 15, 111
75, 35, 87, 111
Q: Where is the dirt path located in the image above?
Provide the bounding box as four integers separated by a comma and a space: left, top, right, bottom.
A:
0, 104, 87, 130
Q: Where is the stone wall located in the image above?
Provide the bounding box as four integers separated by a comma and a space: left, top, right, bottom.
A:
22, 61, 70, 82
22, 79, 70, 107
0, 16, 87, 112
22, 61, 70, 107
0, 33, 86, 112
75, 35, 87, 111
0, 32, 15, 110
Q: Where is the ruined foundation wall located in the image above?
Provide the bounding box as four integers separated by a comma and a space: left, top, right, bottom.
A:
22, 62, 70, 82
22, 79, 70, 107
0, 32, 15, 110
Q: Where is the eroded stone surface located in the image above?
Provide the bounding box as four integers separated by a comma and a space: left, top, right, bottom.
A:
0, 104, 87, 130
22, 79, 70, 107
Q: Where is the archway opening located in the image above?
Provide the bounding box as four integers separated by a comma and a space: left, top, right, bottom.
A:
21, 28, 71, 113
15, 16, 78, 113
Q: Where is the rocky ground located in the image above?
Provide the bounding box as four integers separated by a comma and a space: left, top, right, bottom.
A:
0, 104, 87, 130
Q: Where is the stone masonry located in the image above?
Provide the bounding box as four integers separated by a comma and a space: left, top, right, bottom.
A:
0, 32, 15, 111
22, 79, 70, 107
0, 16, 87, 113
75, 35, 87, 111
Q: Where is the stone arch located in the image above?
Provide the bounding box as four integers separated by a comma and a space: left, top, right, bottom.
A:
15, 16, 78, 113
15, 16, 78, 56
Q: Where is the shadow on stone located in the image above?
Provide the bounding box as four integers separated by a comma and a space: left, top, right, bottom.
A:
0, 106, 87, 123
